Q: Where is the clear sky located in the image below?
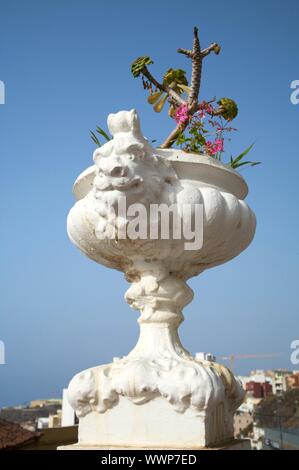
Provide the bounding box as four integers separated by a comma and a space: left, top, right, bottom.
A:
0, 0, 298, 407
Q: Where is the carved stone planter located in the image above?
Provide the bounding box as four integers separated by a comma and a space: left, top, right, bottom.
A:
65, 109, 256, 449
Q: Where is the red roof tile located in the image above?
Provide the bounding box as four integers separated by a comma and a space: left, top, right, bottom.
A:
0, 420, 41, 449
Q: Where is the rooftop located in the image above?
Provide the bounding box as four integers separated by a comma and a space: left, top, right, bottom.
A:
0, 419, 40, 450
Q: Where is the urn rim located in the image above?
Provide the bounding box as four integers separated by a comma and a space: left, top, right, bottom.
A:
73, 149, 248, 201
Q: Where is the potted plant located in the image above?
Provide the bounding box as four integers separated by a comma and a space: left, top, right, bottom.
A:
92, 27, 260, 169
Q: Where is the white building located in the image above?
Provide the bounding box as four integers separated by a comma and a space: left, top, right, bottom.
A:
61, 388, 76, 427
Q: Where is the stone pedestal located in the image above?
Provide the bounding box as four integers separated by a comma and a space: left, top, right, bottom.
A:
59, 442, 251, 450
64, 109, 256, 449
61, 397, 236, 449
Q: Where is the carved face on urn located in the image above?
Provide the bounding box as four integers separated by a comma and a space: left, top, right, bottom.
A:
92, 109, 178, 209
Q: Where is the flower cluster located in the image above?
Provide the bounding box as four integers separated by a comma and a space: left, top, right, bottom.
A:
198, 101, 214, 119
174, 104, 189, 124
173, 99, 259, 168
205, 138, 224, 156
175, 99, 234, 159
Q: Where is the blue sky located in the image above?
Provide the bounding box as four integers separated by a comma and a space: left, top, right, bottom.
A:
0, 0, 298, 407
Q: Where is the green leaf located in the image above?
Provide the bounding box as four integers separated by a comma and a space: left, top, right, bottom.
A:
131, 56, 153, 77
175, 132, 190, 146
90, 130, 101, 147
217, 97, 238, 120
163, 68, 188, 87
230, 143, 254, 166
147, 91, 163, 105
177, 83, 191, 95
96, 126, 111, 141
153, 93, 168, 112
231, 160, 261, 169
229, 143, 261, 169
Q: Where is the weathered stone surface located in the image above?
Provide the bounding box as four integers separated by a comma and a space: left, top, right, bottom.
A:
65, 109, 255, 449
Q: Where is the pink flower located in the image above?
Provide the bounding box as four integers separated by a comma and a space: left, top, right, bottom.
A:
214, 138, 224, 152
205, 138, 224, 155
198, 101, 215, 119
205, 103, 214, 115
205, 141, 215, 154
174, 104, 189, 124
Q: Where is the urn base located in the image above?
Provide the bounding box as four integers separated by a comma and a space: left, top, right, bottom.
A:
62, 396, 241, 449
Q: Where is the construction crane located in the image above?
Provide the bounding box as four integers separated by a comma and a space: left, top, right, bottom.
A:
219, 352, 282, 372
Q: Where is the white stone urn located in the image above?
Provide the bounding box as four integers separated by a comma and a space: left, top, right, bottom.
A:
65, 109, 256, 449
